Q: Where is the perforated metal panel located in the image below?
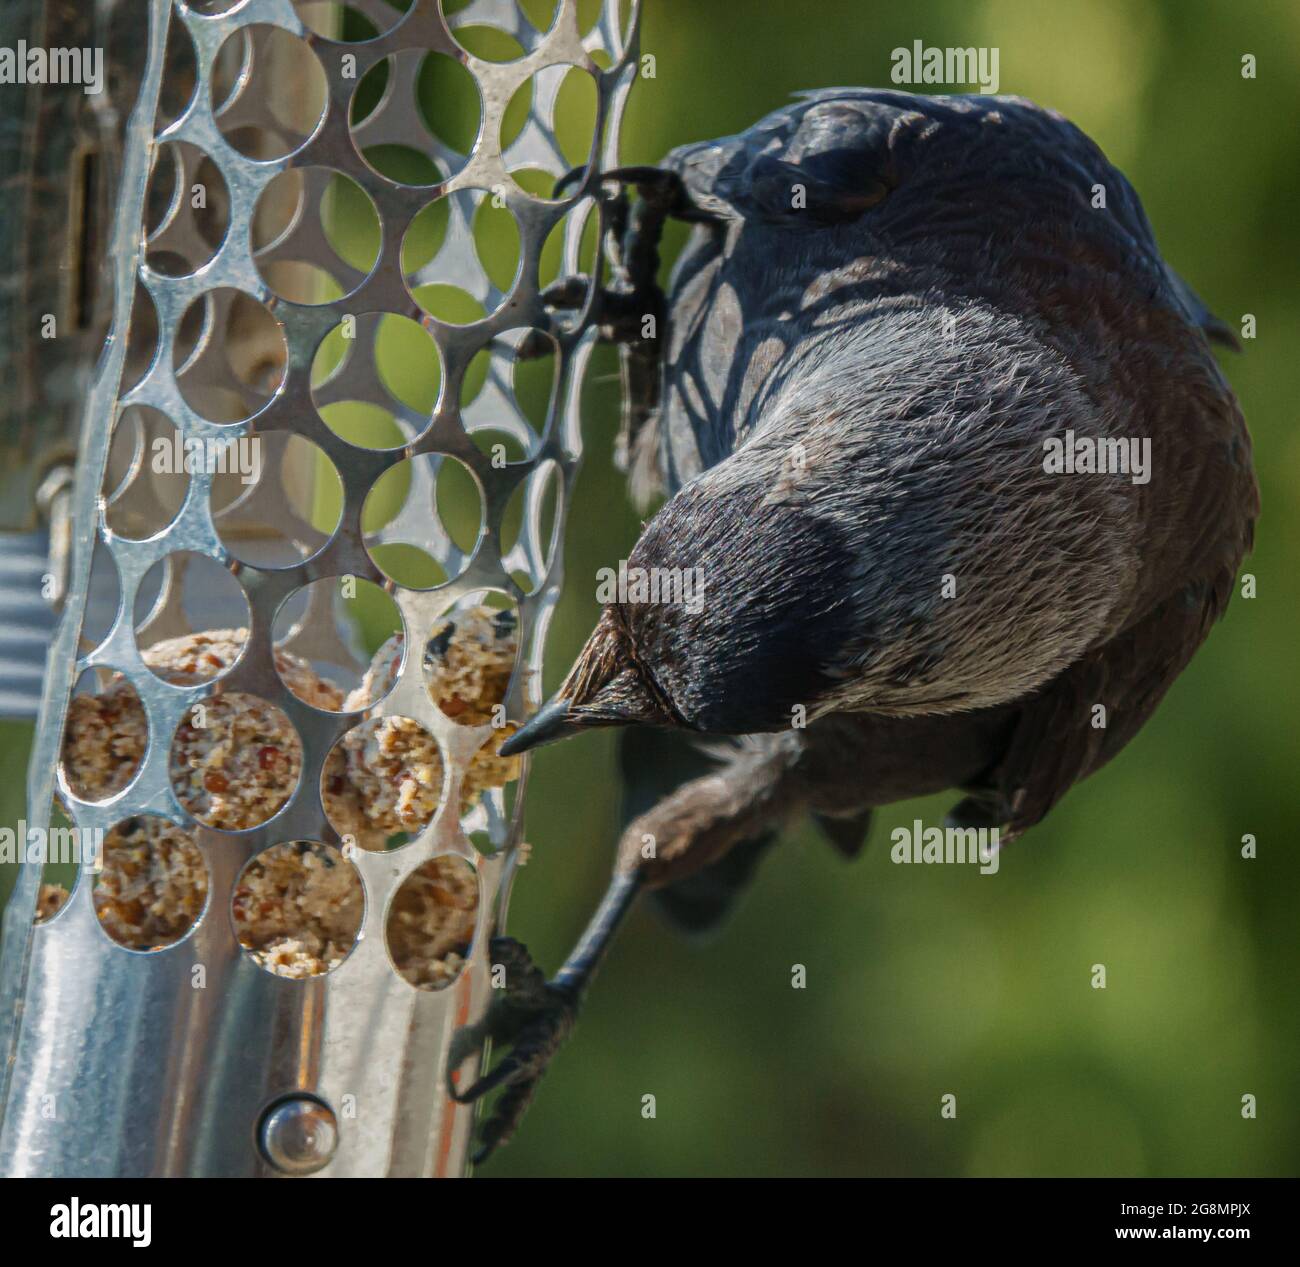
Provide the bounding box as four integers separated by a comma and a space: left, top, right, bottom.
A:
0, 0, 638, 1177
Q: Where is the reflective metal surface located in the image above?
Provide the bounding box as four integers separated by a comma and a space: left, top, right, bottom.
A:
0, 0, 637, 1177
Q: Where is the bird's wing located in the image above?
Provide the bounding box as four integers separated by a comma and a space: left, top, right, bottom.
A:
988, 417, 1256, 838
987, 575, 1226, 837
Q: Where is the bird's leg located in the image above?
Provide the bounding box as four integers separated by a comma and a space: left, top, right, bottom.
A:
518, 168, 683, 470
447, 872, 641, 1164
449, 737, 806, 1162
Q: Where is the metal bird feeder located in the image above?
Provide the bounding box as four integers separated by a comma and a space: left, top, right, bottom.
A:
0, 0, 637, 1177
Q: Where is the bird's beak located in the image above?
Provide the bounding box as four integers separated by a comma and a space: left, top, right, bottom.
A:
501, 609, 672, 756
498, 692, 584, 756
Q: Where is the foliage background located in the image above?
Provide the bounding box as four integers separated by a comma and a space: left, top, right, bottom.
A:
2, 0, 1297, 1177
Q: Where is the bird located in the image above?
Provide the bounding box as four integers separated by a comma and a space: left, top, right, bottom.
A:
448, 88, 1259, 1163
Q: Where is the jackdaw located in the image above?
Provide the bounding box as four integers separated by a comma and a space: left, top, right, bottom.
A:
450, 88, 1259, 1161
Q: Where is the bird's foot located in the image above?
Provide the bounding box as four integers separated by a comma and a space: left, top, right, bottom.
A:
448, 936, 580, 1164
516, 274, 656, 360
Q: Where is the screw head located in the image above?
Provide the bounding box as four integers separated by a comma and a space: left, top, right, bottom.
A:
258, 1095, 338, 1175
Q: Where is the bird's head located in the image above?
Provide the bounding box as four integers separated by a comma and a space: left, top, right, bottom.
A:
500, 449, 861, 756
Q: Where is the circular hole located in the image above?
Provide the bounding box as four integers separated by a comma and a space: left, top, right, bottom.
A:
144, 143, 181, 241
133, 553, 252, 677
501, 458, 562, 592
374, 313, 442, 418
122, 281, 159, 396
212, 431, 343, 569
212, 26, 327, 160
538, 196, 600, 291
405, 196, 516, 314
104, 406, 191, 540
351, 55, 448, 184
272, 577, 405, 710
386, 855, 478, 990
358, 141, 442, 186
464, 777, 519, 856
105, 406, 145, 503
553, 67, 598, 169
61, 669, 146, 803
146, 142, 230, 277
469, 425, 534, 467
156, 10, 199, 129
81, 542, 122, 653
253, 167, 380, 304
145, 628, 249, 685
518, 0, 560, 33
458, 344, 492, 408
364, 453, 484, 585
499, 77, 533, 153
451, 24, 525, 64
35, 880, 71, 923
507, 164, 561, 203
234, 841, 362, 978
349, 54, 389, 130
93, 817, 208, 950
312, 313, 443, 446
411, 283, 486, 326
173, 288, 287, 423
322, 716, 442, 850
210, 23, 248, 117
473, 194, 522, 293
368, 543, 446, 589
414, 53, 482, 155
400, 196, 449, 277
34, 799, 81, 923
171, 693, 302, 831
295, 2, 389, 41
422, 597, 519, 726
297, 2, 376, 40
318, 400, 405, 448
510, 329, 557, 432
466, 723, 521, 805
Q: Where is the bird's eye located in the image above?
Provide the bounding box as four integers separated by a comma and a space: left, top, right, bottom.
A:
749, 155, 891, 225
837, 178, 892, 216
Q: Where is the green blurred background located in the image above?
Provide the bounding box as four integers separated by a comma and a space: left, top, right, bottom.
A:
4, 0, 1298, 1177
492, 0, 1300, 1177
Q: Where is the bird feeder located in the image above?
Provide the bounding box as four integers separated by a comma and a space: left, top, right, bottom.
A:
0, 0, 638, 1177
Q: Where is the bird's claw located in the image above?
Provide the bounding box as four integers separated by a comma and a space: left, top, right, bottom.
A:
448, 935, 580, 1164
516, 275, 653, 359
515, 277, 591, 360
